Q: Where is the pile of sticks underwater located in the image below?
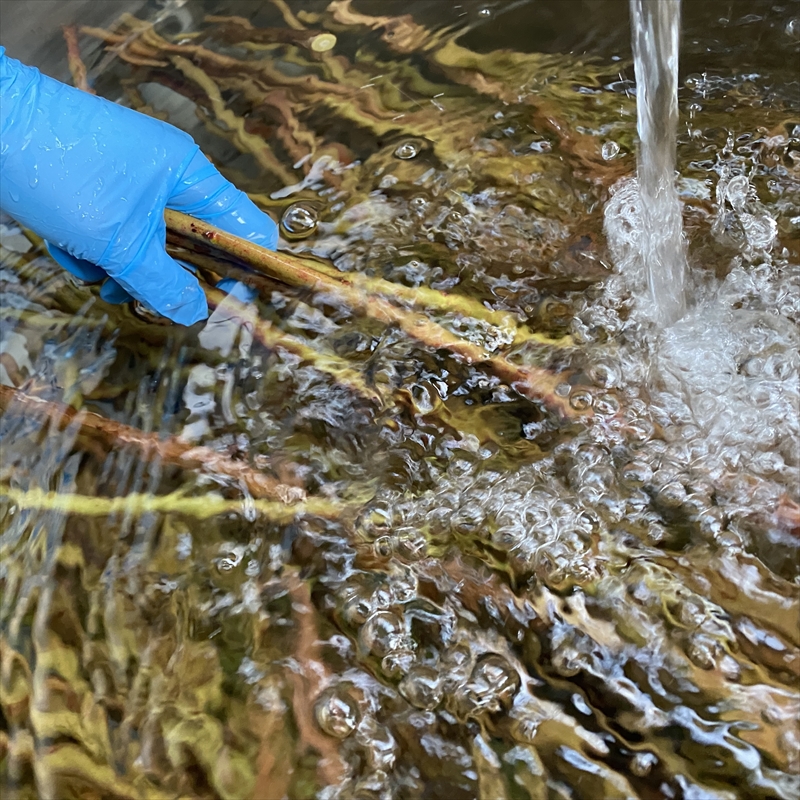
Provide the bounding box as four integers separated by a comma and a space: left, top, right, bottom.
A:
0, 8, 620, 525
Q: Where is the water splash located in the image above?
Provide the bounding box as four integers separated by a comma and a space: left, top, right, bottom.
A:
628, 0, 687, 325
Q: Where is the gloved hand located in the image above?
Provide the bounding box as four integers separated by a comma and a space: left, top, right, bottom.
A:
0, 46, 278, 325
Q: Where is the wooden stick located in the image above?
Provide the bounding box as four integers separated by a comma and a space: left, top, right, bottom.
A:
166, 210, 588, 419
203, 284, 383, 405
61, 25, 95, 95
181, 212, 529, 340
203, 15, 337, 52
269, 0, 307, 32
0, 485, 343, 522
0, 383, 305, 504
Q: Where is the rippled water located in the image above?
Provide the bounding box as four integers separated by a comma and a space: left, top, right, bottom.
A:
1, 2, 799, 799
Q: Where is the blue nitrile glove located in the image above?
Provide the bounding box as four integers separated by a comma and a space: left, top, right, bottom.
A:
0, 46, 278, 325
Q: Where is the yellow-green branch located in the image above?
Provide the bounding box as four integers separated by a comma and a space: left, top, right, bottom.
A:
166, 210, 588, 419
0, 485, 344, 521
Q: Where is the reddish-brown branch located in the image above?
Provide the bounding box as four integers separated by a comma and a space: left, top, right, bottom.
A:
166, 211, 588, 420
0, 383, 304, 504
285, 574, 348, 788
61, 25, 95, 95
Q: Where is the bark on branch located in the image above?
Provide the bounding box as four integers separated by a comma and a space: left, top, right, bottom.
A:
166, 210, 589, 420
0, 383, 305, 504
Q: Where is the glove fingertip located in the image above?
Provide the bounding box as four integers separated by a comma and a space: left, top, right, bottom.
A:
46, 241, 107, 284
169, 294, 209, 326
106, 240, 209, 327
169, 152, 279, 251
221, 199, 280, 251
216, 279, 258, 304
100, 278, 133, 305
150, 275, 208, 326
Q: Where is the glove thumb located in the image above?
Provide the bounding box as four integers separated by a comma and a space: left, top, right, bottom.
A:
107, 234, 209, 326
46, 242, 135, 305
45, 242, 106, 284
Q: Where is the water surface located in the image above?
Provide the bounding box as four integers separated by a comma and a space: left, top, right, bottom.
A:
0, 2, 798, 798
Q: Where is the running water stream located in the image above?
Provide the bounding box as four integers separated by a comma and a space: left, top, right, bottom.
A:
629, 0, 687, 325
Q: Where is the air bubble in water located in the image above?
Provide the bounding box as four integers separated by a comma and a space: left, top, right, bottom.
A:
621, 461, 653, 488
381, 649, 415, 677
491, 525, 522, 551
594, 393, 621, 416
569, 389, 593, 411
373, 536, 393, 558
314, 687, 360, 738
686, 634, 718, 670
589, 361, 620, 388
656, 481, 687, 508
631, 752, 658, 777
463, 653, 520, 715
723, 174, 750, 212
388, 570, 418, 604
740, 212, 777, 252
399, 665, 443, 709
602, 141, 621, 160
280, 203, 319, 238
356, 717, 398, 771
394, 140, 423, 160
359, 611, 405, 658
340, 592, 373, 628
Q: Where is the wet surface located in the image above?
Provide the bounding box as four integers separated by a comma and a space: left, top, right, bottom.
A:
1, 1, 799, 798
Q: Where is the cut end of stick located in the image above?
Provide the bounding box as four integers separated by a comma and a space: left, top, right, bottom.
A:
309, 33, 337, 52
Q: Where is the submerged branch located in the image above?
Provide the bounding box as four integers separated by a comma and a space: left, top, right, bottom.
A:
167, 211, 588, 420
0, 485, 343, 521
203, 15, 336, 53
61, 25, 95, 94
170, 55, 297, 185
203, 284, 384, 405
285, 573, 349, 788
0, 383, 305, 504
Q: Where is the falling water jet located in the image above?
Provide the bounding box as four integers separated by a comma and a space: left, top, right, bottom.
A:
629, 0, 687, 325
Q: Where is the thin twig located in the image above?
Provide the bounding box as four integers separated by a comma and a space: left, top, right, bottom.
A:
170, 55, 297, 185
203, 284, 383, 405
61, 25, 95, 94
0, 383, 305, 503
269, 0, 307, 32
